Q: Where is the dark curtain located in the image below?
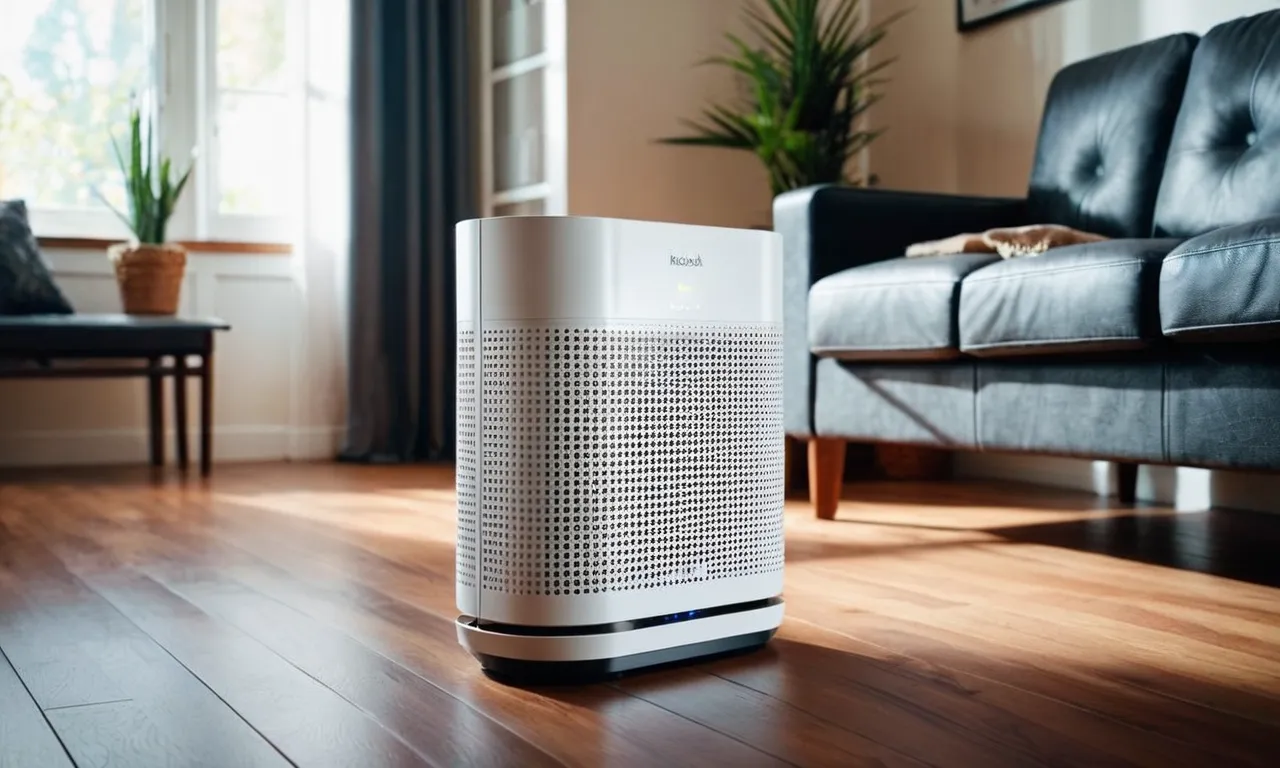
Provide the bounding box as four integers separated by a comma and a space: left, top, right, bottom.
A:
342, 0, 476, 462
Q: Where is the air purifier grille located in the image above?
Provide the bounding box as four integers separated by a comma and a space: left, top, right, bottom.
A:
456, 323, 784, 597
456, 328, 479, 588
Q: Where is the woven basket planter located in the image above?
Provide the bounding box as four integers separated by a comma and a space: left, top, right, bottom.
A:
109, 242, 187, 315
875, 444, 952, 481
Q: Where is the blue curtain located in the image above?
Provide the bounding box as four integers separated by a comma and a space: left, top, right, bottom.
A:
341, 0, 476, 462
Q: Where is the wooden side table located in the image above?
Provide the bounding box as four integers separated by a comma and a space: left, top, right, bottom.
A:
0, 315, 231, 476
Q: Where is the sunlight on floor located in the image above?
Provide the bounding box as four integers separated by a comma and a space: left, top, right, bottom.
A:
213, 489, 457, 543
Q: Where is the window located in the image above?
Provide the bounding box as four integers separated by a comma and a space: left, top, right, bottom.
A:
0, 0, 300, 242
0, 0, 150, 237
214, 0, 290, 217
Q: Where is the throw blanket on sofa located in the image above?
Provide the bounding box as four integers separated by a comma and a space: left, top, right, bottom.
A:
907, 224, 1108, 259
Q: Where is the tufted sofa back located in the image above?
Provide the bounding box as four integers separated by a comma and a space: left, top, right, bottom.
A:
1153, 11, 1280, 238
1026, 34, 1198, 239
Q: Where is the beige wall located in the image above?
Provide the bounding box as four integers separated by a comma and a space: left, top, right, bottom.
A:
564, 0, 774, 228
868, 0, 1279, 196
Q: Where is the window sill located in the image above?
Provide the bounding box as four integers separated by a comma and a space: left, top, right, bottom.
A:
37, 237, 293, 255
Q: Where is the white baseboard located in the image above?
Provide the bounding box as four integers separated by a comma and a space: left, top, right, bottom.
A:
955, 453, 1280, 515
0, 425, 344, 468
290, 425, 346, 459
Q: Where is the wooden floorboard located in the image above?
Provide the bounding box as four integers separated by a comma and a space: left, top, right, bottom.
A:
74, 567, 443, 767
0, 646, 74, 768
1, 463, 1278, 768
133, 562, 566, 768
0, 517, 292, 768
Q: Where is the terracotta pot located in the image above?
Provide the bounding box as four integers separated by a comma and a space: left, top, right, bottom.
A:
874, 444, 952, 481
108, 242, 187, 315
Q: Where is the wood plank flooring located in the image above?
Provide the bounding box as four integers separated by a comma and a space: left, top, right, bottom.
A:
1, 463, 1278, 767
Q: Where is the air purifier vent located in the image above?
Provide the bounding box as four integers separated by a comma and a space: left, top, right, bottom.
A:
456, 328, 478, 588
456, 323, 784, 597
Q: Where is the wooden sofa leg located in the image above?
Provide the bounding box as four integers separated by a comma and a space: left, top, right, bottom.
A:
808, 438, 847, 520
1116, 462, 1139, 504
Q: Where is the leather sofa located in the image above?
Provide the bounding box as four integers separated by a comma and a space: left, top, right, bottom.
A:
775, 10, 1280, 518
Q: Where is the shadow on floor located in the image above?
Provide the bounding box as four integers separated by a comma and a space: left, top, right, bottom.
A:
985, 507, 1280, 589
810, 500, 1280, 589
783, 475, 1280, 588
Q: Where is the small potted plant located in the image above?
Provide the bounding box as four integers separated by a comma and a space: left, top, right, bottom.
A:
102, 105, 194, 315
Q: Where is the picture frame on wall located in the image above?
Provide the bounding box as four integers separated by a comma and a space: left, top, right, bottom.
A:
956, 0, 1066, 31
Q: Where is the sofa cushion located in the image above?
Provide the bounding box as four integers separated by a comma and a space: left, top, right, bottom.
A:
959, 239, 1181, 357
1153, 11, 1280, 237
808, 253, 1000, 361
1160, 216, 1280, 341
0, 200, 73, 315
1028, 33, 1198, 238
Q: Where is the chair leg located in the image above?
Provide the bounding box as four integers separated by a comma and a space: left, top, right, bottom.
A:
808, 438, 846, 520
174, 355, 189, 471
1116, 462, 1139, 504
147, 356, 164, 467
200, 352, 213, 478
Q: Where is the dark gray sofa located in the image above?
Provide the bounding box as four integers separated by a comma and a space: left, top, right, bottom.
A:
776, 10, 1280, 517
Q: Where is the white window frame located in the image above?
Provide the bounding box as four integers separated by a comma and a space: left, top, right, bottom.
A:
18, 0, 300, 244
195, 0, 303, 243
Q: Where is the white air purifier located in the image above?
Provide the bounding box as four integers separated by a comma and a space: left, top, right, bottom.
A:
454, 215, 785, 683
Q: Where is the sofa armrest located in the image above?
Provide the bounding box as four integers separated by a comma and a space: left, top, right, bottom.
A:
773, 184, 1028, 437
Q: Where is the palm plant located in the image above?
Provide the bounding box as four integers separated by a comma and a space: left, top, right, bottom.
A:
103, 105, 194, 244
660, 0, 904, 196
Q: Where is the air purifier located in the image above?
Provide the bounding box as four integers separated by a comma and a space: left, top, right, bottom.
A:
455, 215, 784, 683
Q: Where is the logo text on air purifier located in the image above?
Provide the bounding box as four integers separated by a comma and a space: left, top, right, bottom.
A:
669, 253, 703, 267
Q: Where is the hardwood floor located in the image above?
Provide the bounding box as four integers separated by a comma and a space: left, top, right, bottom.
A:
0, 463, 1277, 767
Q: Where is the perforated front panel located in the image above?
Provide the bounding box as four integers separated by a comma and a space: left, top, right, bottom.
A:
455, 323, 784, 600
456, 329, 478, 588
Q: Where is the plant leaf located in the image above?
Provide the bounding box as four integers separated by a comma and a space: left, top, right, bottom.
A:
108, 102, 195, 244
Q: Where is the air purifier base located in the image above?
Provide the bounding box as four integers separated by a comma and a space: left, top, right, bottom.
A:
457, 599, 783, 685
475, 630, 775, 686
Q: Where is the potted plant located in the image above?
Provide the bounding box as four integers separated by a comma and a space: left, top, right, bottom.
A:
102, 106, 194, 315
658, 0, 904, 198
